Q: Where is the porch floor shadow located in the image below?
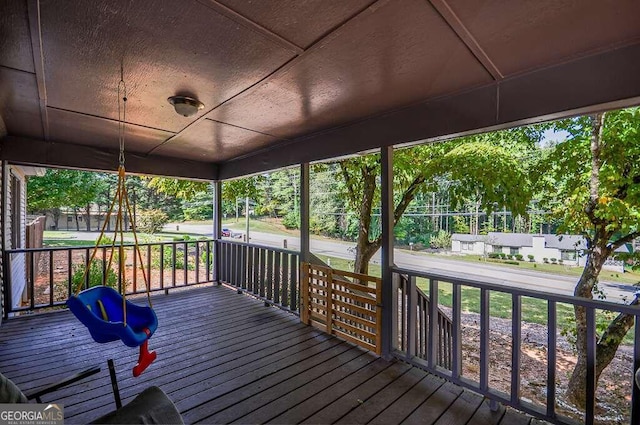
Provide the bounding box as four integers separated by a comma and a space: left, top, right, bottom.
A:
0, 284, 536, 424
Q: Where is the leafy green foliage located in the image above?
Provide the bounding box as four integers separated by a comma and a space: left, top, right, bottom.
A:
71, 262, 118, 290
429, 230, 452, 249
136, 209, 169, 234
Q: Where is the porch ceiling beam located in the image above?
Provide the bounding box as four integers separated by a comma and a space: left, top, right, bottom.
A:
26, 0, 49, 140
428, 0, 503, 80
218, 42, 640, 180
0, 136, 217, 180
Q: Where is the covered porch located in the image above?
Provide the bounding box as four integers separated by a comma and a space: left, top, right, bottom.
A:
1, 1, 640, 424
0, 284, 531, 425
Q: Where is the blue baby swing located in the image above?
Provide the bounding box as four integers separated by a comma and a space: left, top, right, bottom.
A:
67, 75, 158, 377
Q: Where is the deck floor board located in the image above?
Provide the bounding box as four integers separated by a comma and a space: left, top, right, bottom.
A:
0, 284, 536, 424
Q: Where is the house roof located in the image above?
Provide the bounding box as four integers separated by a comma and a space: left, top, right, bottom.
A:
543, 234, 587, 251
1, 1, 639, 180
452, 234, 487, 242
487, 232, 533, 248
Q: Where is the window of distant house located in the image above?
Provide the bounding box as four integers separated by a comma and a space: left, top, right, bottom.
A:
561, 250, 577, 261
461, 242, 473, 251
493, 245, 503, 253
10, 174, 22, 249
510, 247, 519, 255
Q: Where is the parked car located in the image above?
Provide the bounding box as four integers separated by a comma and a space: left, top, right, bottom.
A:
221, 228, 231, 237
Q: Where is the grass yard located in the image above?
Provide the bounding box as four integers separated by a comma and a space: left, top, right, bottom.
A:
423, 252, 640, 285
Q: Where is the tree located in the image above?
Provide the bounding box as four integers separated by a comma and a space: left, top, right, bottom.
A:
534, 108, 640, 408
27, 169, 102, 230
339, 126, 544, 275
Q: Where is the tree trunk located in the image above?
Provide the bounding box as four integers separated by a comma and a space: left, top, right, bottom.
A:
353, 165, 377, 275
72, 207, 80, 231
84, 204, 91, 231
565, 237, 636, 409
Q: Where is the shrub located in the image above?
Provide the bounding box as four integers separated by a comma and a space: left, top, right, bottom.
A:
429, 230, 452, 249
527, 254, 535, 262
488, 252, 500, 259
543, 257, 549, 263
515, 254, 524, 261
550, 258, 557, 264
71, 262, 118, 290
137, 209, 169, 234
504, 260, 519, 265
498, 253, 506, 259
282, 211, 299, 229
559, 259, 564, 265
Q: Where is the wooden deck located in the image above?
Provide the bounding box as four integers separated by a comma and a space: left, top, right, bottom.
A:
0, 284, 538, 424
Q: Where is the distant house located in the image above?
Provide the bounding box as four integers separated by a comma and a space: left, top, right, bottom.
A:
451, 232, 629, 272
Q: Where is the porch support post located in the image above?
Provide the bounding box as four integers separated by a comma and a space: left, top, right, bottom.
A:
213, 180, 222, 285
380, 146, 394, 359
300, 163, 310, 263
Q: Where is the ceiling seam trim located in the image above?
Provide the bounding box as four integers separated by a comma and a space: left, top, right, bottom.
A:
147, 0, 392, 156
427, 0, 503, 80
26, 0, 49, 140
198, 0, 304, 55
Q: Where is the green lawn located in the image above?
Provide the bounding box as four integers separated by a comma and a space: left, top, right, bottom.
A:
418, 252, 640, 285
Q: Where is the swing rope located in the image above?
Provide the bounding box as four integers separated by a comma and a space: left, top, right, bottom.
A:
72, 70, 153, 325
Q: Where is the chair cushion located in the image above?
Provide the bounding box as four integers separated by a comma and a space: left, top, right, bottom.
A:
0, 373, 28, 404
90, 386, 183, 424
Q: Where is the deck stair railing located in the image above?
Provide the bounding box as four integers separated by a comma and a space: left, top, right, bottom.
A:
3, 239, 215, 318
217, 240, 300, 313
301, 262, 382, 355
391, 266, 640, 425
396, 273, 453, 369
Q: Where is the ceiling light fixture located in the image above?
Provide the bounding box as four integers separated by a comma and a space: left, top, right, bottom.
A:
167, 95, 205, 117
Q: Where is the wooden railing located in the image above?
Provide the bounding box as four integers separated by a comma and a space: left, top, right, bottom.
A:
217, 240, 300, 313
3, 239, 215, 317
396, 273, 453, 369
301, 263, 382, 355
392, 266, 640, 425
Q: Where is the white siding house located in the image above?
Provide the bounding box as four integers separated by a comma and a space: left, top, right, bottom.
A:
451, 232, 629, 272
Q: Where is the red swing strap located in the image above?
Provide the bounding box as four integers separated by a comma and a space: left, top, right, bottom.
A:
132, 328, 157, 377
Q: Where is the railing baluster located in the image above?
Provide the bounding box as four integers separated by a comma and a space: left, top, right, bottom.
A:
290, 254, 298, 312
183, 241, 188, 286
102, 247, 107, 286
253, 246, 260, 294
171, 243, 176, 287
274, 252, 281, 305
242, 245, 248, 289
511, 294, 522, 405
266, 249, 274, 303
585, 307, 596, 425
407, 275, 417, 360
632, 315, 640, 425
67, 249, 72, 297
282, 253, 289, 307
428, 279, 439, 369
159, 244, 164, 290
146, 245, 151, 288
547, 300, 557, 418
49, 251, 54, 307
480, 288, 489, 391
133, 245, 137, 293
195, 241, 200, 283
391, 273, 400, 352
205, 240, 211, 282
259, 249, 266, 298
29, 252, 35, 309
84, 248, 90, 290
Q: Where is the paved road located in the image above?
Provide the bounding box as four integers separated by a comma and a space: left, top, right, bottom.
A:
163, 223, 638, 303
